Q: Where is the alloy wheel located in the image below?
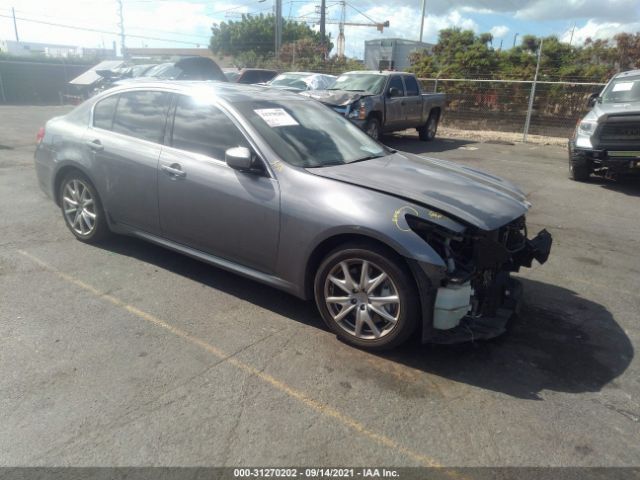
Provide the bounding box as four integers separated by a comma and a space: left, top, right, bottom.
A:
62, 179, 97, 236
323, 259, 401, 340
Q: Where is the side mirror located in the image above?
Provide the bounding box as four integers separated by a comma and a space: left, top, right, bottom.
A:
388, 87, 402, 98
587, 92, 600, 108
225, 147, 253, 171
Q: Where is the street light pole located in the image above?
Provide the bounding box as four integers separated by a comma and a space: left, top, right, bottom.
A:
419, 0, 426, 43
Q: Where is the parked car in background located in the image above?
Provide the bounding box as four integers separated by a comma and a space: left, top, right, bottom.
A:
34, 81, 551, 351
302, 71, 446, 141
224, 68, 278, 84
569, 69, 640, 181
265, 72, 336, 92
129, 56, 227, 82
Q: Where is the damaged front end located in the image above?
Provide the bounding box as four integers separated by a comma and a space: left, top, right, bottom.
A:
406, 215, 552, 344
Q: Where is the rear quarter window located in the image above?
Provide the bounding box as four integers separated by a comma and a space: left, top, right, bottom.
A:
93, 95, 118, 130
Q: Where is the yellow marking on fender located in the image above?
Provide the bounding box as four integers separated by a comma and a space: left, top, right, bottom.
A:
17, 249, 467, 475
392, 205, 419, 232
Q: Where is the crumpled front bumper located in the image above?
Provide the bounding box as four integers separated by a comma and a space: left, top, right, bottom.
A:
511, 229, 553, 270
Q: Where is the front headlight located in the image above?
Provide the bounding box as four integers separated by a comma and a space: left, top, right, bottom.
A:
348, 102, 366, 119
578, 121, 597, 135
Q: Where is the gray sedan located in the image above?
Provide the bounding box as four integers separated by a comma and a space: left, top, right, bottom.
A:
34, 81, 552, 350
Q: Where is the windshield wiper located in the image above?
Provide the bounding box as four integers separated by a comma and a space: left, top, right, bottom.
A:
349, 154, 386, 163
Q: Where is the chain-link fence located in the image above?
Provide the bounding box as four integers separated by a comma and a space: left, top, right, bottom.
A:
419, 78, 606, 140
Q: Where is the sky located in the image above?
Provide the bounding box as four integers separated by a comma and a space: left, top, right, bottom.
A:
1, 0, 639, 59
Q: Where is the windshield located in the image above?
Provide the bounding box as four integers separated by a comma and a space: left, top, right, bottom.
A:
270, 74, 309, 89
234, 99, 388, 168
329, 73, 386, 93
601, 75, 640, 104
145, 63, 183, 79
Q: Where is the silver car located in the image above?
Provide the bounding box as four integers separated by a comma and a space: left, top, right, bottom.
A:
34, 81, 552, 350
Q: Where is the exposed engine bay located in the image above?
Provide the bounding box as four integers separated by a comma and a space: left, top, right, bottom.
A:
407, 215, 553, 343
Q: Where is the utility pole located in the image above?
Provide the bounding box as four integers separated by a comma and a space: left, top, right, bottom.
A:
512, 32, 519, 49
274, 0, 282, 60
419, 0, 426, 43
117, 0, 126, 59
523, 38, 543, 143
11, 7, 19, 42
569, 22, 576, 46
319, 0, 326, 56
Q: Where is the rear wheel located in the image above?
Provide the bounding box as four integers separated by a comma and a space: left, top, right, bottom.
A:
59, 171, 110, 243
314, 244, 419, 350
418, 111, 439, 141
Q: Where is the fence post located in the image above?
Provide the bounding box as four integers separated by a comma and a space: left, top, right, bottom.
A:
523, 38, 543, 142
0, 70, 6, 104
434, 78, 438, 93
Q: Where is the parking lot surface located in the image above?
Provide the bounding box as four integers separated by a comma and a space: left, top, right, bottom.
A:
1, 106, 639, 467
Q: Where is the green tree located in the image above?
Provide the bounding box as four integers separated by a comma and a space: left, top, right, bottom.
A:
210, 14, 330, 61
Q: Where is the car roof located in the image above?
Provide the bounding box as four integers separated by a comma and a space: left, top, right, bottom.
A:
615, 69, 640, 78
340, 70, 409, 76
103, 80, 308, 103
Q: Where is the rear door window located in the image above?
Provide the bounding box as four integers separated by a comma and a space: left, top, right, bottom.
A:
112, 91, 172, 143
171, 94, 249, 160
404, 76, 420, 96
93, 95, 118, 130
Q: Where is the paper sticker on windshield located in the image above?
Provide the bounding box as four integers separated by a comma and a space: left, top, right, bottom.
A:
255, 108, 299, 127
612, 82, 634, 92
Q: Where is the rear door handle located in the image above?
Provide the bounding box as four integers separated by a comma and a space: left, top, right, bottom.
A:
161, 163, 186, 178
86, 139, 103, 151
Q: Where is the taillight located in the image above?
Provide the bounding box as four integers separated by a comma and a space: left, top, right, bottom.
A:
36, 127, 45, 145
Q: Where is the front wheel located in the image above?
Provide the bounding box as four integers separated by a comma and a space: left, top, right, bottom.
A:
568, 148, 591, 182
364, 117, 381, 140
314, 244, 419, 350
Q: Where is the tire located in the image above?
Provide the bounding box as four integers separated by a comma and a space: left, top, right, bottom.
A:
364, 117, 381, 140
314, 243, 420, 351
418, 111, 439, 141
58, 171, 110, 243
568, 148, 591, 182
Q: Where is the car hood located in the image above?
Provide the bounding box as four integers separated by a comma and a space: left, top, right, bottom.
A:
307, 152, 530, 231
301, 89, 371, 106
591, 101, 640, 119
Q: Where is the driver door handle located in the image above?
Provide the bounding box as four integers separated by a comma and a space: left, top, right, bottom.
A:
86, 139, 103, 151
161, 163, 186, 178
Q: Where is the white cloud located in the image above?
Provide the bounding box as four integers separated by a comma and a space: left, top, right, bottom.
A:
490, 25, 509, 38
515, 0, 638, 22
561, 19, 640, 44
0, 0, 241, 50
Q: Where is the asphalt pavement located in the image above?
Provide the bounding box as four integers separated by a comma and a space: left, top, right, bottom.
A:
1, 106, 639, 468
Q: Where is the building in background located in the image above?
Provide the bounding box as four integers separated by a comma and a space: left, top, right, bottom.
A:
0, 39, 115, 58
364, 38, 434, 71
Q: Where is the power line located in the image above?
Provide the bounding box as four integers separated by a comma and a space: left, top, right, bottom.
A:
0, 13, 204, 46
8, 8, 210, 39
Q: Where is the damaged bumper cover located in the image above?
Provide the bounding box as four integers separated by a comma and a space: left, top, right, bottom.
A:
408, 219, 553, 344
